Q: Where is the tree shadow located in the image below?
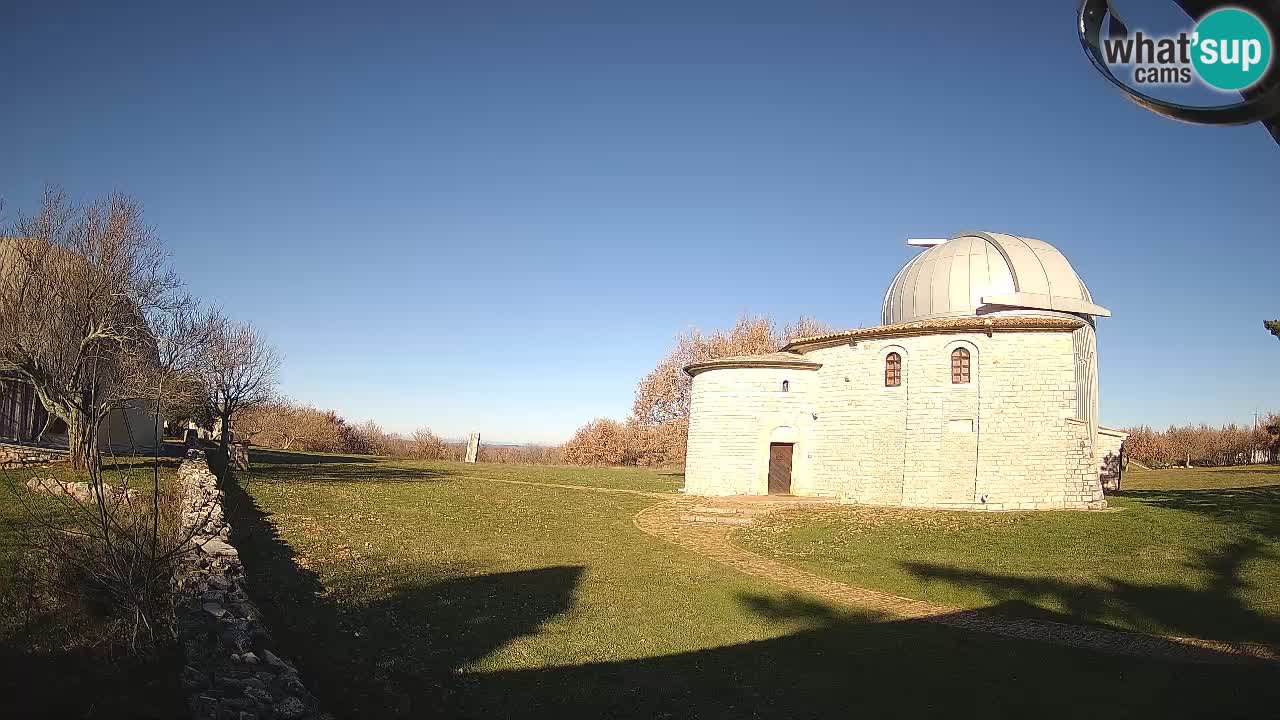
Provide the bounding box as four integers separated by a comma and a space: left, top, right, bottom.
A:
245, 462, 453, 485
420, 589, 1280, 719
0, 644, 184, 719
250, 448, 377, 466
227, 459, 1280, 719
903, 537, 1279, 644
1113, 485, 1280, 538
224, 470, 585, 715
235, 450, 453, 485
100, 455, 182, 473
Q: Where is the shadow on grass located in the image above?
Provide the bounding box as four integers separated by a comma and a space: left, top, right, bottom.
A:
240, 448, 453, 485
100, 454, 182, 473
1114, 485, 1280, 538
466, 594, 1278, 719
224, 469, 1280, 719
904, 536, 1279, 645
246, 463, 452, 485
224, 467, 583, 714
0, 461, 184, 719
910, 462, 1280, 644
250, 448, 376, 466
0, 644, 183, 719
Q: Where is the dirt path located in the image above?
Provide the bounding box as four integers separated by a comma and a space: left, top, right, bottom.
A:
458, 473, 1276, 665
631, 497, 1280, 666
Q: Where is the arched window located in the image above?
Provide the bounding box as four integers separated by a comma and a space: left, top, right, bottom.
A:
781, 380, 789, 392
884, 352, 901, 387
951, 347, 971, 384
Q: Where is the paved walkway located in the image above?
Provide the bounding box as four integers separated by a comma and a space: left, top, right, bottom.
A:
459, 474, 1278, 665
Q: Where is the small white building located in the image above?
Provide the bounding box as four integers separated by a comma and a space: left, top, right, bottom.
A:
0, 372, 164, 455
683, 232, 1125, 510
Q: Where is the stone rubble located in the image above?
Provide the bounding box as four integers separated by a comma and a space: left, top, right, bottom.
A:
175, 449, 328, 720
25, 475, 140, 504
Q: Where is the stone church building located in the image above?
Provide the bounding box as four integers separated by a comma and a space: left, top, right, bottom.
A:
683, 232, 1125, 510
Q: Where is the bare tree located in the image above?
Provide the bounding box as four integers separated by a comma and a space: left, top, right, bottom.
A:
1, 263, 222, 650
631, 314, 834, 425
200, 319, 280, 452
0, 186, 181, 470
8, 302, 226, 655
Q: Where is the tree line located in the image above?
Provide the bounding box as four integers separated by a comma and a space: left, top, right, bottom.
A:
1124, 418, 1280, 469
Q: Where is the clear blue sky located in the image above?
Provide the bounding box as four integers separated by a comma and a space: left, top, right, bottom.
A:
3, 1, 1277, 443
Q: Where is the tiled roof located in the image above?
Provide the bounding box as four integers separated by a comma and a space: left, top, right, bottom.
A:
782, 315, 1085, 353
684, 352, 821, 377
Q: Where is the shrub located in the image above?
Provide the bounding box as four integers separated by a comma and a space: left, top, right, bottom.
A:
7, 461, 188, 657
562, 418, 629, 466
561, 418, 687, 467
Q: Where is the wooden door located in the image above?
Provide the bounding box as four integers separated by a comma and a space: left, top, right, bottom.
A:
768, 443, 793, 495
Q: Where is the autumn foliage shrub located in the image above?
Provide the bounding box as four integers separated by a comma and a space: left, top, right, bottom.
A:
1123, 415, 1279, 468
560, 417, 687, 467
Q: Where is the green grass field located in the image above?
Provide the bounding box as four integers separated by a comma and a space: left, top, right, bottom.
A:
226, 451, 1280, 718
737, 464, 1280, 645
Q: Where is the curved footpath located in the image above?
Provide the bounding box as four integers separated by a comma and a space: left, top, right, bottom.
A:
466, 475, 1278, 666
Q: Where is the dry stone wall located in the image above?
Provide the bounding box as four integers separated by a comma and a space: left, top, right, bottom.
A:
176, 450, 327, 720
0, 442, 66, 469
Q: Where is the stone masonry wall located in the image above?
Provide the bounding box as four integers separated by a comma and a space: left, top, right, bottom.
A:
175, 451, 327, 720
0, 442, 67, 469
685, 329, 1108, 510
685, 366, 819, 496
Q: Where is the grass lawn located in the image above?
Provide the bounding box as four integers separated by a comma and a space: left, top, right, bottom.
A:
234, 450, 1279, 719
0, 453, 184, 719
249, 448, 684, 494
738, 465, 1280, 645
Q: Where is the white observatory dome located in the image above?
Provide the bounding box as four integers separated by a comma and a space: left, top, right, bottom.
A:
881, 232, 1109, 326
